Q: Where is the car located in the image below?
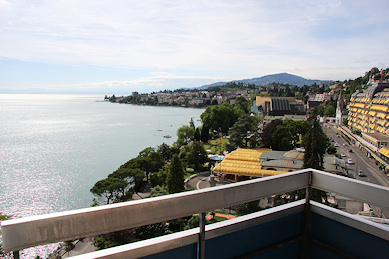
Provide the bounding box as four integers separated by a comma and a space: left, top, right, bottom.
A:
358, 170, 365, 177
334, 143, 339, 147
341, 153, 346, 157
347, 159, 354, 164
348, 149, 353, 153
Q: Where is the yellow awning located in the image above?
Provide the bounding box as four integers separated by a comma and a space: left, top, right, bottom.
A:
364, 134, 378, 143
371, 105, 389, 112
377, 113, 386, 119
379, 147, 389, 159
370, 153, 389, 169
353, 103, 365, 108
212, 148, 289, 177
224, 148, 271, 162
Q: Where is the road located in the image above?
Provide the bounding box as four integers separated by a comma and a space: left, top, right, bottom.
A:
323, 123, 389, 218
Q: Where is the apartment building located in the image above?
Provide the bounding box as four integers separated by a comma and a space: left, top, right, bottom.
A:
348, 82, 389, 149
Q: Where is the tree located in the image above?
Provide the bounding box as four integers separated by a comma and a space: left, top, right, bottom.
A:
157, 143, 173, 162
194, 127, 201, 141
108, 168, 144, 192
185, 142, 209, 171
327, 145, 337, 154
302, 117, 327, 170
200, 102, 239, 134
166, 155, 185, 194
271, 126, 294, 151
109, 94, 116, 102
227, 115, 257, 151
177, 125, 195, 145
271, 119, 309, 151
134, 148, 164, 181
302, 113, 329, 204
236, 200, 262, 215
149, 185, 168, 197
312, 105, 325, 117
200, 125, 210, 143
324, 104, 335, 117
90, 177, 129, 204
150, 169, 168, 187
184, 216, 200, 230
260, 119, 283, 148
234, 96, 250, 115
134, 222, 168, 240
189, 117, 195, 129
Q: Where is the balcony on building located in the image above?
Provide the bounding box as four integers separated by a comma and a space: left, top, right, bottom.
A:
2, 169, 389, 258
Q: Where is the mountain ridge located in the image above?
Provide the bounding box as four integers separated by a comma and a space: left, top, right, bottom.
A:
200, 72, 331, 88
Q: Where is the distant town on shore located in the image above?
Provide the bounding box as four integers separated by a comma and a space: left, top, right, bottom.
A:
106, 69, 389, 112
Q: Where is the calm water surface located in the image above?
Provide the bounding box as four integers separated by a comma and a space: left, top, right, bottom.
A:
0, 94, 203, 258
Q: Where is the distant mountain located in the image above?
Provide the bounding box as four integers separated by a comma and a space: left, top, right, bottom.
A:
200, 73, 331, 88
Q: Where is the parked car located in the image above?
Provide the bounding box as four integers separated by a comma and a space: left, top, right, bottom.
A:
347, 159, 354, 164
349, 149, 353, 153
334, 143, 339, 147
341, 153, 346, 157
358, 170, 365, 177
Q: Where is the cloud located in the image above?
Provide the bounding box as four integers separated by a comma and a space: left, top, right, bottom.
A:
28, 74, 232, 93
0, 0, 388, 91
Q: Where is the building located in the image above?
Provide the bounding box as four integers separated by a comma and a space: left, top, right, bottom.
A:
3, 169, 389, 258
307, 93, 333, 110
212, 148, 343, 181
259, 149, 343, 174
335, 92, 348, 125
348, 82, 389, 147
250, 100, 258, 115
256, 96, 305, 116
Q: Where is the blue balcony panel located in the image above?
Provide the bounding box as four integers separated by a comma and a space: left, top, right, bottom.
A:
308, 211, 389, 258
140, 201, 305, 259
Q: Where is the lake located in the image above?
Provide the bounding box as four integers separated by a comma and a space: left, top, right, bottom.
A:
0, 94, 204, 257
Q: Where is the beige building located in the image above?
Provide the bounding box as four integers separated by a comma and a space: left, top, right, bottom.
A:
348, 82, 389, 148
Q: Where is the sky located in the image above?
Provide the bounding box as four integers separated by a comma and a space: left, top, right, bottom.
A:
1, 0, 388, 94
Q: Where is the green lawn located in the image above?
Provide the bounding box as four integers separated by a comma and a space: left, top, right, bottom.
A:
204, 137, 229, 154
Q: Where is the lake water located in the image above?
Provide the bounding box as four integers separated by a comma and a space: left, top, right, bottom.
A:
0, 94, 204, 257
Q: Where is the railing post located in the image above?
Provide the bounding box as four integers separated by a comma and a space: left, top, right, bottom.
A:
299, 171, 312, 259
198, 212, 206, 259
13, 251, 20, 259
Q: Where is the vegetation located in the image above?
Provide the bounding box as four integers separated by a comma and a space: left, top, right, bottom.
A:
226, 115, 259, 151
260, 119, 309, 151
302, 112, 328, 171
166, 155, 185, 194
0, 213, 12, 258
236, 200, 262, 216
201, 102, 239, 135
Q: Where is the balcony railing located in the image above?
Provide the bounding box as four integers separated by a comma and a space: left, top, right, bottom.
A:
2, 169, 389, 258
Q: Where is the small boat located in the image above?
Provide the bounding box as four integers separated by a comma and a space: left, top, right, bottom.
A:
157, 129, 163, 131
163, 135, 172, 138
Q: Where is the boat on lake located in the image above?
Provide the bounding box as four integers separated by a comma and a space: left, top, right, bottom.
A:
163, 135, 172, 138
